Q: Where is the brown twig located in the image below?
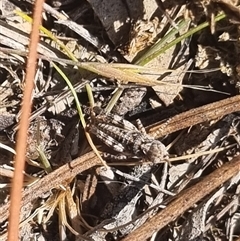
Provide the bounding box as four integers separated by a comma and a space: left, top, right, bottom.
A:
147, 94, 240, 138
121, 155, 240, 241
7, 1, 45, 241
0, 152, 100, 224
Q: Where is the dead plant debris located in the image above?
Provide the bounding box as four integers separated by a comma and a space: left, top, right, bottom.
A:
0, 0, 240, 240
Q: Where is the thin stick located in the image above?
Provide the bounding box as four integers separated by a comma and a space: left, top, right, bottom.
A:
147, 95, 240, 138
7, 0, 45, 241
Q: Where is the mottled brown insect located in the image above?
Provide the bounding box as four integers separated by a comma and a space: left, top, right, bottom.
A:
88, 110, 169, 163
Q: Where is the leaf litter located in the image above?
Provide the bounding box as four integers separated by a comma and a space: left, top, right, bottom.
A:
0, 0, 240, 240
